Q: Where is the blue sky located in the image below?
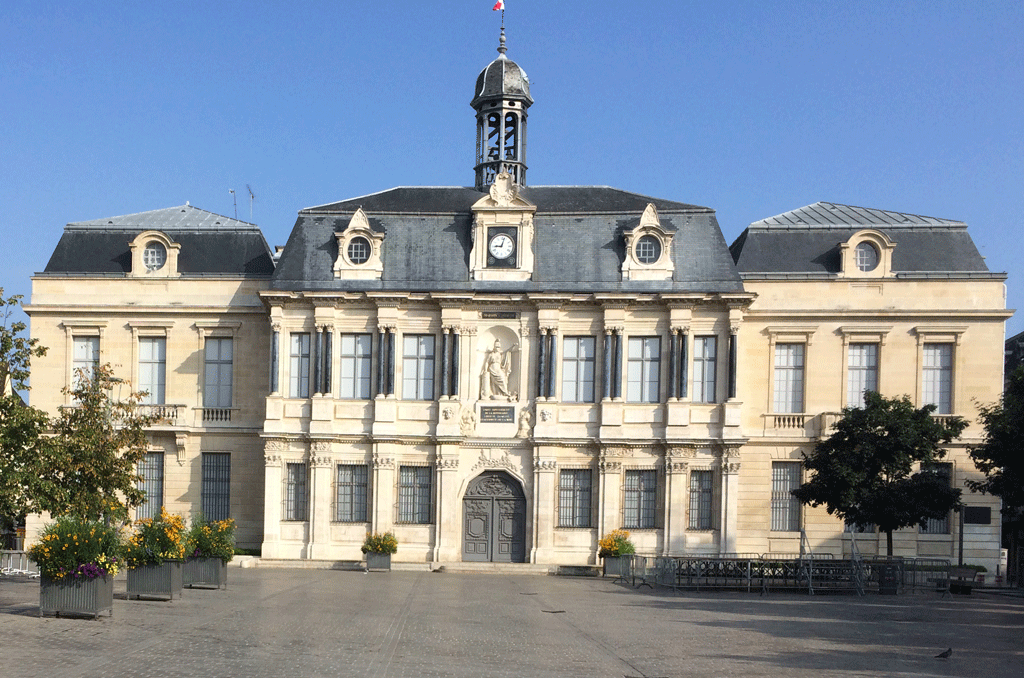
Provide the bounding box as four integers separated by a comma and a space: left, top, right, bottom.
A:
3, 2, 1023, 343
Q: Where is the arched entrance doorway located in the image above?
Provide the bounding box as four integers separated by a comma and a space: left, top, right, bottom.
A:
462, 471, 526, 563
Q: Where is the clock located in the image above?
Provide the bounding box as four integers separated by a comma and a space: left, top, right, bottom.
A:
488, 233, 515, 260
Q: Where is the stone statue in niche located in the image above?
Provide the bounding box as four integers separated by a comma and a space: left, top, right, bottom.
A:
460, 408, 477, 437
516, 407, 533, 439
480, 340, 518, 401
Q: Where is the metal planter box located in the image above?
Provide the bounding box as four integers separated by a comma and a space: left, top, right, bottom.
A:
127, 560, 183, 600
365, 552, 392, 571
602, 556, 626, 578
183, 557, 228, 589
39, 574, 114, 618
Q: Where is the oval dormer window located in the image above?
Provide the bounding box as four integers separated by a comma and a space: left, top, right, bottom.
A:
854, 241, 879, 272
635, 235, 662, 264
143, 242, 167, 271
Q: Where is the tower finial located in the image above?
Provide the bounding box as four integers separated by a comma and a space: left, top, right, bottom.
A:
497, 26, 507, 57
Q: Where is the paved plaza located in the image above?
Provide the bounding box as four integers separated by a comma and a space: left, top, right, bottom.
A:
1, 567, 1022, 678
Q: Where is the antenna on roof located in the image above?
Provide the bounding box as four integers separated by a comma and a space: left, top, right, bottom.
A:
247, 184, 256, 223
229, 189, 237, 219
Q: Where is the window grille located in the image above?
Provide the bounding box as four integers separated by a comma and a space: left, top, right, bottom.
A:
771, 461, 801, 531
335, 464, 369, 522
689, 469, 714, 530
397, 466, 432, 524
558, 469, 593, 528
623, 470, 657, 529
201, 453, 231, 521
284, 463, 308, 521
136, 452, 164, 520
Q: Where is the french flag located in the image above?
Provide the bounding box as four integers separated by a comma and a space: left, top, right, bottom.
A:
493, 0, 504, 10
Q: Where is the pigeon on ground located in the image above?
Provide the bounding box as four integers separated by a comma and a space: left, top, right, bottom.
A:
935, 648, 952, 659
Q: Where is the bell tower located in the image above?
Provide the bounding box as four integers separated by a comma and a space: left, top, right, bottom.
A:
472, 29, 533, 191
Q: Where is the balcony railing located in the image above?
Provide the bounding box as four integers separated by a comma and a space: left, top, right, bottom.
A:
201, 407, 234, 423
138, 404, 185, 426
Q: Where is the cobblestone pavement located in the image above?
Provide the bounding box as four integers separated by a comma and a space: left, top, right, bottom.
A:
1, 568, 1022, 678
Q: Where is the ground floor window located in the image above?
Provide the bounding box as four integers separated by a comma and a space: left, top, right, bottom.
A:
136, 452, 164, 520
398, 466, 432, 524
284, 463, 308, 521
558, 469, 593, 528
201, 453, 231, 521
623, 469, 657, 529
770, 462, 801, 532
688, 469, 714, 530
335, 464, 369, 523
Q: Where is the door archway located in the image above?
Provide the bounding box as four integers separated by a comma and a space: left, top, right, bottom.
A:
462, 471, 526, 563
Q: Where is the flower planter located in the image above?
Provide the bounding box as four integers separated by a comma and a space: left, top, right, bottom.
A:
182, 557, 228, 589
365, 552, 392, 571
39, 574, 114, 618
602, 555, 626, 578
127, 560, 183, 600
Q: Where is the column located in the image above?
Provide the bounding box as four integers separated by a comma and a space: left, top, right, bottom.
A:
308, 442, 333, 560
371, 447, 395, 534
612, 329, 623, 400
261, 442, 285, 558
531, 453, 557, 564
433, 446, 460, 562
440, 327, 451, 398
313, 327, 323, 395
668, 330, 679, 400
270, 325, 281, 395
602, 328, 613, 401
323, 327, 332, 395
679, 329, 689, 399
663, 446, 692, 556
537, 328, 549, 400
451, 330, 460, 397
719, 445, 741, 555
598, 451, 622, 548
545, 328, 557, 399
728, 330, 737, 400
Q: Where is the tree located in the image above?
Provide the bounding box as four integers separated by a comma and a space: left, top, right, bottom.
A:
43, 364, 157, 521
0, 289, 50, 526
792, 391, 968, 556
967, 365, 1024, 513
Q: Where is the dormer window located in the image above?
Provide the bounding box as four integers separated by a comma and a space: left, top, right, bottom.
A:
143, 242, 167, 271
334, 208, 384, 280
840, 230, 895, 278
621, 203, 675, 281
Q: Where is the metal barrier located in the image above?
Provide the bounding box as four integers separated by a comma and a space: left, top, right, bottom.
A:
1, 550, 40, 577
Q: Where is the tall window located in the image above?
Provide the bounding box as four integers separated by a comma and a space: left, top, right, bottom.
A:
923, 343, 953, 414
289, 333, 311, 398
689, 469, 714, 530
558, 469, 592, 528
402, 335, 435, 401
623, 470, 657, 529
771, 462, 801, 531
203, 338, 233, 408
692, 336, 717, 403
920, 463, 952, 534
335, 464, 369, 523
773, 344, 805, 413
136, 452, 164, 520
284, 463, 307, 521
626, 337, 660, 403
562, 336, 596, 403
72, 336, 100, 384
397, 466, 432, 524
138, 337, 166, 405
847, 343, 878, 408
201, 453, 231, 521
339, 334, 372, 399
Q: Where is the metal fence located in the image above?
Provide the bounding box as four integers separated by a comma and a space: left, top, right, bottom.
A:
1, 550, 40, 577
620, 553, 953, 596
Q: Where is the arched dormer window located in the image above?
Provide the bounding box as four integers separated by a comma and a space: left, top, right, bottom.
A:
840, 230, 895, 278
128, 231, 181, 278
621, 203, 675, 281
334, 208, 384, 280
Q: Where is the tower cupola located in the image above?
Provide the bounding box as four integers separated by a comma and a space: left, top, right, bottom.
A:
472, 29, 532, 191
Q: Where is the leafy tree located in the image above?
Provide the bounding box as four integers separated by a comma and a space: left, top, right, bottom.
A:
792, 391, 968, 556
967, 365, 1024, 514
43, 364, 156, 521
0, 289, 50, 525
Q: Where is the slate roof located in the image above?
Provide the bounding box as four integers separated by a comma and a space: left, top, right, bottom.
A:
730, 202, 993, 276
42, 205, 275, 276
273, 186, 744, 294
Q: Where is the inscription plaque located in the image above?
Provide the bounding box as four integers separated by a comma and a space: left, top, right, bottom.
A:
479, 406, 515, 423
482, 311, 519, 320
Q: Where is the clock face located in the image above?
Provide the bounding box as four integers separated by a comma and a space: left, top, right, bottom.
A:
488, 233, 515, 259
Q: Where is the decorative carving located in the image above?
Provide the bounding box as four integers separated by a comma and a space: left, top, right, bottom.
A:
533, 459, 557, 471
310, 455, 332, 468
539, 408, 553, 422
489, 172, 517, 207
599, 459, 621, 473
372, 453, 394, 470
437, 457, 460, 470
442, 406, 455, 420
460, 325, 478, 336
465, 498, 490, 512
666, 444, 698, 459
264, 453, 282, 466
466, 474, 519, 497
175, 433, 187, 467
515, 407, 533, 439
264, 438, 287, 451
724, 462, 742, 475
717, 444, 741, 460
666, 459, 689, 474
460, 408, 477, 437
470, 449, 517, 473
311, 440, 331, 452
602, 446, 633, 457
480, 338, 519, 401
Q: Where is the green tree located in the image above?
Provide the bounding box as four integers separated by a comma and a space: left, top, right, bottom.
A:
967, 366, 1024, 512
44, 364, 156, 521
0, 289, 50, 525
792, 391, 968, 556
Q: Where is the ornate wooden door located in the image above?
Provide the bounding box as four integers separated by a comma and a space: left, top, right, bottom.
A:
462, 471, 526, 562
